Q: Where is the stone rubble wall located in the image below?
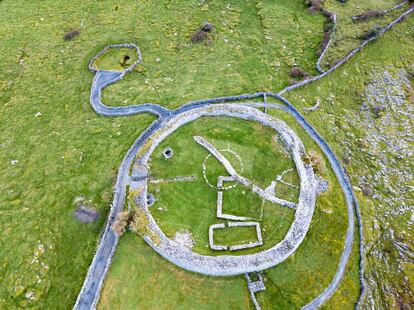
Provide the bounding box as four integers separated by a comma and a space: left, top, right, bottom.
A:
137, 104, 316, 276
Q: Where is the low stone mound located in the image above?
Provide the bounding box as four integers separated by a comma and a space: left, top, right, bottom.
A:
173, 230, 195, 250
74, 205, 100, 223
191, 22, 214, 44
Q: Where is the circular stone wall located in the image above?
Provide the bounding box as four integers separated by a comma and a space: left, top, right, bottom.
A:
134, 104, 317, 276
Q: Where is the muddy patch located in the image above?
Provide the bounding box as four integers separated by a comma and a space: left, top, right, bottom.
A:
74, 205, 100, 223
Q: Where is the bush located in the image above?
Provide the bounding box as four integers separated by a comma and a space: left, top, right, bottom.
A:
372, 105, 386, 118
290, 67, 310, 79
342, 151, 351, 165
304, 0, 325, 11
191, 30, 208, 44
317, 21, 335, 56
130, 208, 161, 245
119, 55, 131, 68
112, 210, 134, 236
302, 150, 326, 175
361, 184, 374, 197
63, 29, 80, 41
361, 25, 382, 40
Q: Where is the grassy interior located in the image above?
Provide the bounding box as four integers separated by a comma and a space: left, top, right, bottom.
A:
91, 47, 139, 71
145, 117, 297, 255
214, 225, 259, 247
102, 107, 355, 309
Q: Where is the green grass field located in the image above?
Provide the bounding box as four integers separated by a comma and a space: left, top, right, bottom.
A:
101, 107, 356, 309
1, 0, 413, 308
0, 0, 158, 308
98, 234, 251, 310
100, 0, 324, 109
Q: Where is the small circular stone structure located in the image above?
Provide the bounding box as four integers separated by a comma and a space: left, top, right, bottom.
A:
146, 193, 155, 207
162, 147, 173, 159
88, 43, 142, 73
133, 104, 317, 276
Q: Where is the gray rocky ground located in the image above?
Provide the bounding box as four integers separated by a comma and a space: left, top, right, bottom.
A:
347, 68, 414, 309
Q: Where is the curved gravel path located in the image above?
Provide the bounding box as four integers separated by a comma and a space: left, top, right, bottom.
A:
74, 7, 414, 309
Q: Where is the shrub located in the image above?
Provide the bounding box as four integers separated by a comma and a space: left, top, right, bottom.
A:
191, 30, 208, 44
119, 55, 131, 68
361, 184, 374, 197
112, 210, 134, 236
302, 150, 326, 175
130, 207, 161, 245
317, 21, 335, 56
342, 151, 350, 165
361, 25, 382, 40
63, 29, 80, 41
304, 0, 325, 11
201, 22, 214, 32
371, 105, 386, 118
290, 67, 310, 79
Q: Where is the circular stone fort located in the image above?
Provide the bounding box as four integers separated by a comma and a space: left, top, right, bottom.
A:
131, 104, 317, 276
